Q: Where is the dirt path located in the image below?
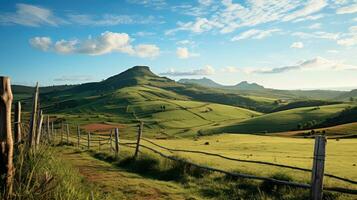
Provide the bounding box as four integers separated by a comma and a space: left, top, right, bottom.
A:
59, 148, 199, 200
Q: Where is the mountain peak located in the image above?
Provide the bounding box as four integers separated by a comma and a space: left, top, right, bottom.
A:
235, 81, 264, 90
178, 77, 222, 88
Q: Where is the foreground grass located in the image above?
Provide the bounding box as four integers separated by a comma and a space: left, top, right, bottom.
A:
80, 145, 345, 200
3, 145, 99, 199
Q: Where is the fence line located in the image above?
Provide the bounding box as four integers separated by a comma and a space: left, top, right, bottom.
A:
50, 125, 357, 196
134, 143, 357, 195
140, 138, 357, 185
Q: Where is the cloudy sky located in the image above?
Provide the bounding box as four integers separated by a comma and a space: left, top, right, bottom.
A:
0, 0, 357, 90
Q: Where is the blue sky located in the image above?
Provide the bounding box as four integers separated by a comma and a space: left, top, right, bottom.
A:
0, 0, 357, 90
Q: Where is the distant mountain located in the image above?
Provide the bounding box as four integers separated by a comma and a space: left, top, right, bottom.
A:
178, 77, 222, 88
234, 81, 265, 90
178, 78, 264, 90
335, 89, 357, 101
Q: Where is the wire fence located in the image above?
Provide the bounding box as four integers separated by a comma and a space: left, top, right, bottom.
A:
45, 123, 357, 196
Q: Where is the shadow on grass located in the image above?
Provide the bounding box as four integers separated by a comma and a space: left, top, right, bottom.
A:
87, 150, 340, 200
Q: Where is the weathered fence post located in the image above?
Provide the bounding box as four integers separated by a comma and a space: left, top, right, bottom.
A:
310, 135, 327, 200
66, 124, 69, 144
77, 125, 81, 147
14, 101, 21, 144
35, 110, 44, 149
134, 122, 143, 159
0, 77, 14, 198
47, 115, 50, 142
109, 130, 113, 153
51, 121, 54, 143
87, 132, 91, 150
29, 82, 39, 148
98, 139, 101, 151
61, 123, 64, 143
114, 128, 119, 157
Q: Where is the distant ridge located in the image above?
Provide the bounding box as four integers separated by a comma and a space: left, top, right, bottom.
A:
179, 77, 222, 88
178, 77, 264, 90
234, 81, 265, 90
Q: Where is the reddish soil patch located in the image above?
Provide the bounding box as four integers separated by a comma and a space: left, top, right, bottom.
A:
82, 123, 125, 133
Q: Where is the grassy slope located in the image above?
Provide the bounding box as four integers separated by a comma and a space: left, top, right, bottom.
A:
140, 134, 357, 190
201, 103, 354, 134
272, 122, 357, 137
60, 147, 199, 200
46, 85, 260, 137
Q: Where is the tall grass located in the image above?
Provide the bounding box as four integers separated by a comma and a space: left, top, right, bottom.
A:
2, 144, 98, 200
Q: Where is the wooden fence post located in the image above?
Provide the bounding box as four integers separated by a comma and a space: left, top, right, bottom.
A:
51, 121, 54, 143
47, 115, 50, 142
114, 128, 119, 157
61, 123, 64, 143
66, 124, 69, 144
310, 135, 327, 200
87, 132, 91, 150
14, 101, 21, 144
29, 82, 39, 148
0, 77, 14, 198
134, 122, 143, 159
109, 130, 113, 153
35, 110, 44, 149
77, 125, 80, 147
98, 139, 101, 151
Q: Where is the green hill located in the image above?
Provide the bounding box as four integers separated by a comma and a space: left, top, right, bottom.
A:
40, 66, 261, 137
335, 89, 357, 101
200, 103, 354, 135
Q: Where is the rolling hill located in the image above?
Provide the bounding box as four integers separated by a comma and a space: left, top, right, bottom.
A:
38, 66, 261, 137
200, 103, 355, 135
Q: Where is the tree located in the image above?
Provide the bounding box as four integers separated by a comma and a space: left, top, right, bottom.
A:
350, 97, 354, 102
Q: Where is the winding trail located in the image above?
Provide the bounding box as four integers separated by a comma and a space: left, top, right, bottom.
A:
59, 148, 199, 200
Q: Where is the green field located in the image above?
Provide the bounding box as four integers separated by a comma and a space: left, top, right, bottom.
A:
136, 134, 357, 190
201, 103, 355, 135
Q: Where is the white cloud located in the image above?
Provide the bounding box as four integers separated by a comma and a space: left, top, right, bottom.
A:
198, 0, 212, 6
134, 44, 160, 58
167, 0, 328, 34
54, 40, 78, 54
327, 50, 339, 53
292, 31, 340, 40
290, 42, 304, 49
283, 0, 327, 21
248, 57, 357, 74
232, 29, 281, 41
166, 17, 221, 35
308, 23, 322, 29
176, 40, 195, 45
29, 37, 52, 51
0, 3, 65, 27
30, 31, 160, 58
176, 47, 199, 59
134, 31, 156, 37
337, 26, 357, 46
78, 32, 134, 55
293, 14, 324, 22
126, 0, 167, 9
336, 3, 357, 14
67, 14, 160, 26
160, 65, 215, 76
